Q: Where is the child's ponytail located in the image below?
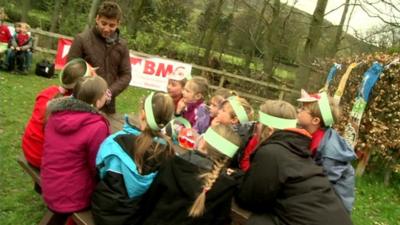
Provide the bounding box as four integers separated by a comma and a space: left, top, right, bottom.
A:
188, 124, 241, 217
133, 92, 175, 174
188, 157, 229, 217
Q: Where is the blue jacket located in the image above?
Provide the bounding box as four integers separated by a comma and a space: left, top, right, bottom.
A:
92, 116, 167, 225
317, 128, 356, 213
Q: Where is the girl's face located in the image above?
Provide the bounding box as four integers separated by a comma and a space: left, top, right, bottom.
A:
95, 91, 108, 109
182, 82, 201, 104
167, 80, 183, 99
215, 102, 237, 125
209, 97, 221, 118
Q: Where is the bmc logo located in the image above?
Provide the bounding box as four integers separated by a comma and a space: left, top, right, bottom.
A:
130, 58, 174, 77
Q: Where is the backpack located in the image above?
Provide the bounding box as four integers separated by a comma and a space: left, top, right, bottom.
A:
35, 60, 54, 78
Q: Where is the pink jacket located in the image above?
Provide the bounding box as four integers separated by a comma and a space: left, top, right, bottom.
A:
41, 97, 110, 213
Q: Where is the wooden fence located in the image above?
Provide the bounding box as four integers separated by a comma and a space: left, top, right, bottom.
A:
30, 28, 298, 103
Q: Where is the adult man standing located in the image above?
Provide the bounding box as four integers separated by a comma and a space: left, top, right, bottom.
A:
67, 1, 131, 114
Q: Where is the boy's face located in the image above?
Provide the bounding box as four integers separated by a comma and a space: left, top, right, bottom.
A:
297, 102, 320, 132
167, 79, 183, 99
95, 15, 119, 38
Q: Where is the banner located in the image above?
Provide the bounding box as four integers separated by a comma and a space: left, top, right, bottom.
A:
54, 39, 192, 92
55, 38, 73, 70
129, 54, 192, 92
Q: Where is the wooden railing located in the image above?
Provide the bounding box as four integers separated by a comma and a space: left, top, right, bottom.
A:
30, 28, 298, 102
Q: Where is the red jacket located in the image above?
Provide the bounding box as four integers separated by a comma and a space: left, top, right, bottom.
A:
41, 97, 110, 213
0, 24, 11, 43
22, 86, 63, 168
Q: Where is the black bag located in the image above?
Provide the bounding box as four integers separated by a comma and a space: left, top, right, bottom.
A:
35, 60, 55, 78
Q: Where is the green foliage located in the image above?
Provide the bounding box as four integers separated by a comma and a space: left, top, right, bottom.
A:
58, 0, 91, 36
3, 4, 51, 29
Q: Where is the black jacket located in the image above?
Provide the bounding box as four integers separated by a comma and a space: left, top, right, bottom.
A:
135, 151, 242, 225
236, 129, 353, 225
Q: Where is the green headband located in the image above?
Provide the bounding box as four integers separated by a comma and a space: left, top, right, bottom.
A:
227, 96, 249, 124
203, 127, 239, 158
258, 111, 297, 129
318, 92, 334, 127
59, 58, 91, 88
144, 92, 160, 131
171, 117, 192, 138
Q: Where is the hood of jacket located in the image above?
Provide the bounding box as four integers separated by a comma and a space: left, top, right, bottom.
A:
318, 128, 357, 162
263, 129, 312, 158
47, 97, 106, 134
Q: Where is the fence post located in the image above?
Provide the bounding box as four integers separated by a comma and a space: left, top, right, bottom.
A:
33, 34, 39, 51
219, 76, 225, 87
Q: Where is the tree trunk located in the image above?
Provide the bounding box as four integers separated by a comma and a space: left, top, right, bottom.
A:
87, 0, 101, 28
243, 0, 268, 76
202, 0, 225, 66
50, 0, 65, 33
263, 0, 281, 78
329, 0, 351, 57
20, 0, 31, 22
296, 0, 328, 90
383, 167, 392, 186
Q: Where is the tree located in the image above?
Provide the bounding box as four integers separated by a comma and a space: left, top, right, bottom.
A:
328, 0, 351, 57
296, 0, 329, 90
202, 0, 225, 66
87, 0, 101, 28
263, 0, 281, 77
20, 0, 31, 22
50, 0, 66, 33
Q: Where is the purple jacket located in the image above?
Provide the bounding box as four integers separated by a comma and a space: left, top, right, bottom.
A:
41, 97, 110, 213
182, 100, 210, 134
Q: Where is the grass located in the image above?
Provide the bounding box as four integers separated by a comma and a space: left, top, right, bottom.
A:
0, 72, 399, 225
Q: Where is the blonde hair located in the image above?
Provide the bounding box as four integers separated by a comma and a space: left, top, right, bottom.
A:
187, 77, 209, 100
302, 96, 341, 127
259, 100, 296, 141
211, 88, 236, 106
73, 76, 108, 106
134, 92, 175, 174
223, 97, 254, 122
188, 124, 241, 217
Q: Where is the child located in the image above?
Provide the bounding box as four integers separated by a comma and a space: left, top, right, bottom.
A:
297, 90, 356, 213
167, 66, 188, 109
5, 22, 33, 73
236, 100, 352, 225
213, 96, 255, 168
91, 92, 176, 225
176, 76, 210, 134
135, 124, 241, 225
209, 88, 234, 119
0, 12, 11, 57
40, 75, 110, 224
22, 58, 94, 169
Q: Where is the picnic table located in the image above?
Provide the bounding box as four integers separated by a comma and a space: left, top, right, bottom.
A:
17, 113, 251, 225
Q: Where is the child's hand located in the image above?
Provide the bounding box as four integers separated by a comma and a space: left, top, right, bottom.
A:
211, 117, 220, 126
106, 89, 112, 104
16, 47, 21, 51
176, 98, 186, 114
